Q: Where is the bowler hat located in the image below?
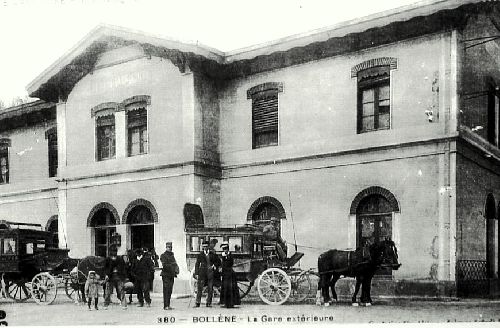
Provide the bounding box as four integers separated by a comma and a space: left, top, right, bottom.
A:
220, 242, 229, 249
165, 242, 172, 247
201, 241, 209, 247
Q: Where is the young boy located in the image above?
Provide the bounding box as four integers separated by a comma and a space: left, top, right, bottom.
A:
84, 271, 101, 310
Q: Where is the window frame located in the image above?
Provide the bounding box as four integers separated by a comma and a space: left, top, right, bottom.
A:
126, 106, 148, 157
247, 82, 283, 149
45, 128, 58, 178
0, 139, 10, 185
95, 115, 116, 161
357, 70, 391, 134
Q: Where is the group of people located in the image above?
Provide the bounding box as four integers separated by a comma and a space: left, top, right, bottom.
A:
194, 240, 240, 308
83, 246, 169, 311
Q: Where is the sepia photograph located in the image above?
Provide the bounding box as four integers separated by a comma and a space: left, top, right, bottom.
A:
0, 0, 499, 325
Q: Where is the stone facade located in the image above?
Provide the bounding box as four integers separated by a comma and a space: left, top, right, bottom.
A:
0, 0, 498, 297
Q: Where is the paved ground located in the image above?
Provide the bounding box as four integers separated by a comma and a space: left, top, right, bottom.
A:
1, 293, 500, 325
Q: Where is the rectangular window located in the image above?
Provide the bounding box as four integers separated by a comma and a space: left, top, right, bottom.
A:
127, 108, 148, 156
252, 90, 279, 149
357, 67, 391, 134
0, 142, 9, 184
487, 90, 500, 146
96, 115, 116, 161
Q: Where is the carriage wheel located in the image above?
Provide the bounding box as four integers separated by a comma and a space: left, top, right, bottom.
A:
237, 280, 253, 299
31, 273, 57, 305
5, 277, 31, 302
257, 268, 291, 305
289, 271, 312, 302
64, 271, 84, 302
189, 270, 220, 301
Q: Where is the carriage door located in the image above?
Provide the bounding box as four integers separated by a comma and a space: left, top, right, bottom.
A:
90, 209, 117, 257
127, 205, 154, 251
356, 194, 392, 276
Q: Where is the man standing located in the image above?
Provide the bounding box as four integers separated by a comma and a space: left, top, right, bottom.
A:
103, 246, 128, 310
131, 249, 154, 307
194, 241, 220, 307
160, 242, 179, 310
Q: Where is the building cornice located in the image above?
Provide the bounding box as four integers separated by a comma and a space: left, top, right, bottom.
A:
27, 1, 499, 103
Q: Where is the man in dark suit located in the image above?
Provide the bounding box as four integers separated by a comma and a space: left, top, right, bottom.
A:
131, 249, 154, 307
103, 246, 128, 310
160, 242, 178, 310
194, 241, 220, 307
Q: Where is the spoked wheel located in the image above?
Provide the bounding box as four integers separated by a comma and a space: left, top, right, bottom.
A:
257, 268, 291, 305
31, 273, 57, 305
64, 271, 84, 302
189, 270, 220, 302
289, 270, 312, 302
237, 280, 253, 299
5, 276, 31, 302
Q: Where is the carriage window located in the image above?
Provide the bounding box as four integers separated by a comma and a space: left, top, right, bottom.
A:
36, 240, 46, 251
26, 243, 34, 255
228, 237, 243, 253
190, 236, 201, 252
209, 236, 223, 251
2, 238, 16, 254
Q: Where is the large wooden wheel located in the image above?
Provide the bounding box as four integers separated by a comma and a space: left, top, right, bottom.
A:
189, 270, 220, 302
257, 268, 291, 305
31, 273, 57, 305
4, 276, 31, 302
289, 270, 312, 302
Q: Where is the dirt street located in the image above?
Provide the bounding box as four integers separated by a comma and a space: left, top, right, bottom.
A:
1, 293, 500, 325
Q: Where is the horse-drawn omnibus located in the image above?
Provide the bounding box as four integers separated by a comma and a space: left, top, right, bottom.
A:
184, 204, 312, 305
0, 220, 78, 304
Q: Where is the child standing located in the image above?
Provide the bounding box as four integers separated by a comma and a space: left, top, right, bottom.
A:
84, 271, 101, 310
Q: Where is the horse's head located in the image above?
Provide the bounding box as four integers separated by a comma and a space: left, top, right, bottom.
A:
371, 239, 401, 270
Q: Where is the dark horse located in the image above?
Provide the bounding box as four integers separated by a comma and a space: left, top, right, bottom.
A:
317, 239, 400, 306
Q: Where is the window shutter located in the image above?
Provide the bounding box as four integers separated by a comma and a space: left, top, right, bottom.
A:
252, 90, 278, 132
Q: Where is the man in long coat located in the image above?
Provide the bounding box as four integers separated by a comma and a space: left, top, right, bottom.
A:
194, 241, 220, 307
160, 242, 179, 310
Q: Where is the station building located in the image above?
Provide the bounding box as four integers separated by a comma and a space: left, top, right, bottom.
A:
1, 0, 499, 297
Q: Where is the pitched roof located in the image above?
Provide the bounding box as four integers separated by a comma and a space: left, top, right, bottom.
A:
27, 0, 499, 102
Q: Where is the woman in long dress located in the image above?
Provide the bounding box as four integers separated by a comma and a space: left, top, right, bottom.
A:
219, 243, 240, 308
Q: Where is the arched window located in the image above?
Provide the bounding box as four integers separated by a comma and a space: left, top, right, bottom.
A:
352, 187, 399, 276
89, 208, 117, 257
46, 215, 58, 246
123, 199, 156, 252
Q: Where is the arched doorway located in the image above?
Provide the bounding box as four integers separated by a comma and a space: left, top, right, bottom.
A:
351, 187, 399, 276
45, 215, 58, 247
486, 194, 497, 279
247, 196, 287, 238
124, 200, 157, 251
88, 206, 118, 257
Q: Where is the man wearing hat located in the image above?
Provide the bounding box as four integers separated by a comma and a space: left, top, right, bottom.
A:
131, 248, 154, 307
194, 240, 220, 307
160, 242, 179, 310
103, 246, 128, 310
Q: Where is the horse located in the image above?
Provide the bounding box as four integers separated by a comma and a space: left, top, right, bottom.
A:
316, 239, 401, 306
69, 254, 132, 303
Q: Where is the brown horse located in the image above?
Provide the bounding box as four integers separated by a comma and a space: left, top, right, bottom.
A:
317, 239, 400, 306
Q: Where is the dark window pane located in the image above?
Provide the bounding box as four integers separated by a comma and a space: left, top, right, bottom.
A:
252, 90, 278, 149
127, 108, 148, 156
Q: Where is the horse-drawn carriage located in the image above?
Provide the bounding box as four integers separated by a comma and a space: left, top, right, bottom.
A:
0, 220, 79, 305
184, 204, 313, 305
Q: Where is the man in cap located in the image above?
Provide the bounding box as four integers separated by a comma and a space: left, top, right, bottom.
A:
160, 242, 179, 310
194, 240, 220, 307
